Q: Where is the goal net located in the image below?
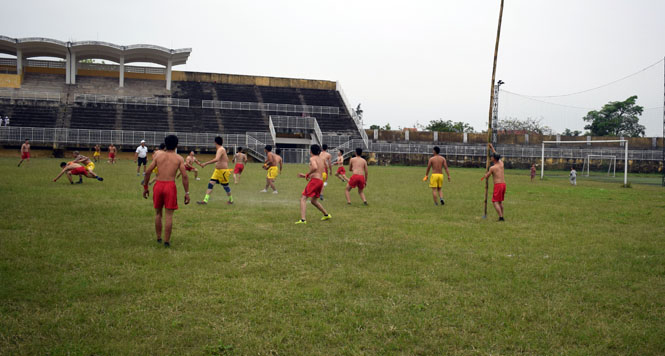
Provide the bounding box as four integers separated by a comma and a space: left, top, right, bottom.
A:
540, 140, 628, 185
582, 155, 616, 178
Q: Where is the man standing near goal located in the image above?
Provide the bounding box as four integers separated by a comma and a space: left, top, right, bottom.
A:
570, 167, 577, 186
424, 146, 451, 206
481, 144, 506, 221
198, 136, 234, 205
143, 135, 189, 247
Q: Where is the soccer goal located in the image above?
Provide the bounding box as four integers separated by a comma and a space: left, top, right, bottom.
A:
540, 139, 628, 185
582, 154, 616, 177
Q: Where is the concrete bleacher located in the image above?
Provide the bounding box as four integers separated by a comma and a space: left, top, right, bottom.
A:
3, 68, 362, 140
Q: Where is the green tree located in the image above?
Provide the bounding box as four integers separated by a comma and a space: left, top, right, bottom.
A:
563, 128, 582, 136
498, 117, 552, 135
425, 119, 474, 133
583, 96, 645, 137
368, 123, 392, 130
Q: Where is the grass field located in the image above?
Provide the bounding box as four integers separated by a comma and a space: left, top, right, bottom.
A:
1, 157, 664, 355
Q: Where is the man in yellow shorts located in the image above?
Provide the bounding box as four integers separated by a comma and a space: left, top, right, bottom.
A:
198, 136, 234, 205
93, 144, 101, 162
424, 146, 451, 206
260, 145, 280, 194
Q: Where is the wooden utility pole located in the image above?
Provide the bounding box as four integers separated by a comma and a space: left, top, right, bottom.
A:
484, 0, 505, 218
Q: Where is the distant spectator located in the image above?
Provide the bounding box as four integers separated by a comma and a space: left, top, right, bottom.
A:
3, 116, 8, 127
135, 140, 149, 176
570, 167, 577, 186
530, 164, 536, 182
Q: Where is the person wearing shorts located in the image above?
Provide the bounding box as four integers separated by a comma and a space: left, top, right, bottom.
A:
424, 146, 451, 206
108, 144, 117, 164
198, 136, 234, 205
334, 149, 349, 182
53, 162, 103, 184
296, 144, 331, 224
232, 147, 247, 184
143, 135, 190, 247
178, 151, 202, 181
345, 148, 368, 205
93, 145, 101, 162
135, 140, 149, 176
18, 139, 30, 167
481, 144, 506, 221
261, 145, 279, 194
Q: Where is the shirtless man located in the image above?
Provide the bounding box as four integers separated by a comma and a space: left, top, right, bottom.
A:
424, 146, 451, 206
260, 145, 279, 194
274, 148, 284, 175
345, 148, 368, 205
319, 144, 333, 199
530, 164, 536, 182
18, 139, 30, 167
108, 144, 117, 164
334, 149, 349, 182
148, 143, 166, 185
232, 147, 247, 184
197, 136, 234, 205
53, 161, 103, 183
143, 135, 190, 247
296, 144, 331, 224
93, 144, 101, 162
72, 151, 97, 175
178, 151, 202, 181
481, 144, 506, 221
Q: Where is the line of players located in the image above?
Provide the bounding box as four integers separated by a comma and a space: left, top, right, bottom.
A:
38, 134, 505, 246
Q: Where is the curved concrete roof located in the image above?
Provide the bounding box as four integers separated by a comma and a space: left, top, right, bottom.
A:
0, 36, 191, 66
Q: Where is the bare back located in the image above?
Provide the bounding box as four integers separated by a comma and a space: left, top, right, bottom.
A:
490, 160, 505, 184
154, 151, 186, 181
275, 154, 283, 167
309, 155, 325, 180
215, 146, 229, 170
428, 155, 445, 174
349, 156, 368, 176
234, 152, 247, 164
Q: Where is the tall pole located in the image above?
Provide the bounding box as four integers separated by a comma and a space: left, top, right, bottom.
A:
662, 57, 665, 187
484, 0, 505, 218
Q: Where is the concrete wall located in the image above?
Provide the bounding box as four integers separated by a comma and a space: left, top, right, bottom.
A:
171, 71, 337, 90
0, 73, 22, 88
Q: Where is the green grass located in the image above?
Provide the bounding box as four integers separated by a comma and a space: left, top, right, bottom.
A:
1, 157, 664, 355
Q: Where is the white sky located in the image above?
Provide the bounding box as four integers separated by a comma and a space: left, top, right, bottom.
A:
2, 0, 665, 135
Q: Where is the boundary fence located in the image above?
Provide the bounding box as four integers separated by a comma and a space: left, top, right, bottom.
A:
202, 100, 338, 115
74, 94, 189, 107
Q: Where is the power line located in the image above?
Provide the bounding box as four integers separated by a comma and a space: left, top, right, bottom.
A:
501, 90, 595, 110
509, 57, 664, 98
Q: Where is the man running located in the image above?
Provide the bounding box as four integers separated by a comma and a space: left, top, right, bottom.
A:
424, 146, 451, 206
319, 144, 333, 199
135, 140, 149, 176
481, 144, 506, 221
93, 144, 101, 162
53, 161, 103, 183
198, 136, 234, 205
260, 145, 279, 194
296, 144, 331, 224
345, 148, 368, 205
232, 147, 247, 184
143, 135, 190, 247
178, 151, 202, 181
334, 149, 349, 182
18, 139, 30, 167
108, 144, 117, 164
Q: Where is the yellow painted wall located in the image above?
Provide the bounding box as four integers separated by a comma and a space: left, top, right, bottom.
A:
172, 71, 336, 90
0, 73, 22, 88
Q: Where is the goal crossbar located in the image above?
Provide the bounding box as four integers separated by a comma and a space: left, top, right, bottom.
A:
541, 139, 628, 185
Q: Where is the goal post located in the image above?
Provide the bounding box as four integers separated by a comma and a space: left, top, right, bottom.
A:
583, 154, 617, 177
541, 139, 628, 186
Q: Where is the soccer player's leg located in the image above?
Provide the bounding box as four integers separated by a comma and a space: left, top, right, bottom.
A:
358, 186, 368, 205
221, 169, 233, 204
297, 195, 308, 224
155, 207, 163, 243
198, 179, 217, 204
311, 197, 330, 219
163, 209, 175, 247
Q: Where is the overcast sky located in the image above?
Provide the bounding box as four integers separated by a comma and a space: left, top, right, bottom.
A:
2, 0, 665, 135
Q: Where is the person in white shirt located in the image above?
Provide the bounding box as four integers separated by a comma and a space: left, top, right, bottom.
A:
4, 116, 9, 127
570, 167, 577, 186
135, 140, 149, 176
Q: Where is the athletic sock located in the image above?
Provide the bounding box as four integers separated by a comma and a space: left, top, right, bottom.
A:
203, 194, 210, 203
228, 195, 234, 203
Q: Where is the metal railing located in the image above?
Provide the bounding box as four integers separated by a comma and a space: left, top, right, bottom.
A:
269, 115, 323, 144
335, 82, 368, 148
0, 89, 60, 102
202, 100, 339, 115
1, 126, 662, 162
74, 94, 189, 107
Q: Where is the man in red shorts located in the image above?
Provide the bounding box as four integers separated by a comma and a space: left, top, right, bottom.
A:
232, 147, 247, 184
481, 144, 506, 221
108, 144, 117, 164
345, 148, 368, 205
18, 139, 30, 167
296, 144, 331, 224
178, 151, 202, 181
143, 135, 189, 247
53, 161, 104, 184
334, 149, 349, 182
